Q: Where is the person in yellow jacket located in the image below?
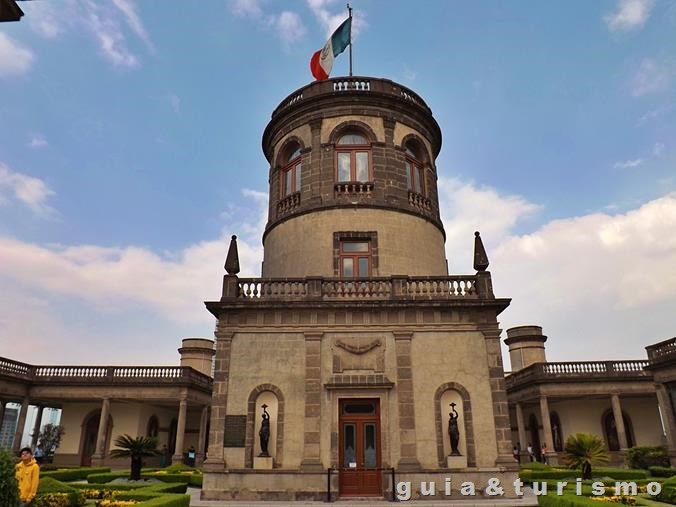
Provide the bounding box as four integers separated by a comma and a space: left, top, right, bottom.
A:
15, 447, 40, 506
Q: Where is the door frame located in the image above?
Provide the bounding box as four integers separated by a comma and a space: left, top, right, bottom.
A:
338, 397, 382, 497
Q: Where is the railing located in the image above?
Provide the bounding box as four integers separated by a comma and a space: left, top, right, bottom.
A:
646, 337, 676, 364
276, 191, 301, 217
235, 275, 481, 301
408, 191, 432, 212
0, 358, 212, 389
271, 77, 432, 118
334, 181, 374, 195
506, 360, 651, 389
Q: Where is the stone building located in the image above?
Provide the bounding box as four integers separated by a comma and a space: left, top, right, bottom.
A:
201, 76, 519, 501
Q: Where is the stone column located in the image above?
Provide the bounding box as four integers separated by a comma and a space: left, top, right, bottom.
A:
394, 332, 420, 470
479, 323, 516, 467
515, 403, 528, 461
204, 330, 234, 470
611, 393, 629, 449
12, 399, 30, 453
197, 405, 209, 463
91, 398, 110, 464
539, 395, 557, 464
31, 405, 44, 448
655, 386, 676, 466
300, 332, 323, 470
172, 397, 188, 464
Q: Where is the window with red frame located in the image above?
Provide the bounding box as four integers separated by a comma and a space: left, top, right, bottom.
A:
405, 144, 425, 194
282, 144, 302, 197
339, 240, 372, 279
336, 133, 371, 182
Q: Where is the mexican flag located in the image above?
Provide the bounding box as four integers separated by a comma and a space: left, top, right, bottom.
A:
310, 17, 351, 81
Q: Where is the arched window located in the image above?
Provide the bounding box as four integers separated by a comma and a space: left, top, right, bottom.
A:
404, 142, 425, 194
336, 132, 371, 182
602, 409, 634, 451
281, 143, 302, 197
550, 412, 563, 452
147, 415, 159, 438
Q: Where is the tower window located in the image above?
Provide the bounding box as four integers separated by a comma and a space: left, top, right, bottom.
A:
336, 133, 371, 183
339, 240, 371, 278
281, 144, 302, 197
405, 144, 425, 195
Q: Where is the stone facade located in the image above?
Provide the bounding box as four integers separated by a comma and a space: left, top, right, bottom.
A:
202, 77, 519, 501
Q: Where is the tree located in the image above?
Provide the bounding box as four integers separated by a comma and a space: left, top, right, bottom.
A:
562, 433, 610, 480
37, 424, 65, 462
0, 447, 19, 506
109, 435, 160, 480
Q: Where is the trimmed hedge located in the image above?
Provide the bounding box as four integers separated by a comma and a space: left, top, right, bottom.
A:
35, 477, 82, 507
42, 467, 111, 482
86, 471, 128, 484
593, 468, 648, 480
626, 446, 670, 470
538, 493, 628, 507
188, 474, 202, 487
649, 466, 676, 478
114, 492, 190, 506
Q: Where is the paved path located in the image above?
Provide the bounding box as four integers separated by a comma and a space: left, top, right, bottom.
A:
188, 487, 539, 507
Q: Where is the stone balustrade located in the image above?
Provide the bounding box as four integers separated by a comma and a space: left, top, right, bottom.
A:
506, 360, 651, 389
646, 337, 676, 365
271, 77, 432, 119
334, 181, 374, 195
408, 191, 433, 212
276, 191, 301, 217
0, 358, 212, 389
235, 275, 482, 301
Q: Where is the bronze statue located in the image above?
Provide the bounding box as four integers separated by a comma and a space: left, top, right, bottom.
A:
259, 404, 271, 457
448, 402, 461, 456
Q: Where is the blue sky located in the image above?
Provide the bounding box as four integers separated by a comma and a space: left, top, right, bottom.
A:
0, 0, 675, 367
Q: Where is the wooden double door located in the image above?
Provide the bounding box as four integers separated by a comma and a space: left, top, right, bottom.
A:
339, 398, 382, 496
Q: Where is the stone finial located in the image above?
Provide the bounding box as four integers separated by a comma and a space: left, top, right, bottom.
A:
224, 235, 240, 275
473, 231, 489, 272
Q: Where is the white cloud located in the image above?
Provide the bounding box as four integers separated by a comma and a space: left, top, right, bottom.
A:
276, 11, 306, 45
307, 0, 367, 39
28, 134, 49, 149
0, 188, 265, 333
631, 58, 673, 97
493, 193, 676, 363
0, 162, 55, 216
230, 1, 307, 46
653, 142, 665, 156
165, 93, 181, 114
0, 32, 34, 78
613, 158, 643, 168
605, 0, 655, 31
637, 103, 675, 124
25, 0, 152, 69
438, 177, 541, 254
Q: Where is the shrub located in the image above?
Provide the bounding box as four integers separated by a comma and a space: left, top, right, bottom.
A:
649, 466, 676, 477
0, 447, 19, 506
86, 472, 129, 484
592, 468, 648, 480
162, 463, 194, 473
521, 461, 553, 470
42, 467, 111, 482
36, 477, 82, 507
625, 446, 670, 470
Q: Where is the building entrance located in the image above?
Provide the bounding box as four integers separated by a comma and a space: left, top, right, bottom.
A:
338, 398, 382, 497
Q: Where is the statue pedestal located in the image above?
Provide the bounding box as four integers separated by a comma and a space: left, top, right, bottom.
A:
447, 455, 467, 469
254, 456, 274, 469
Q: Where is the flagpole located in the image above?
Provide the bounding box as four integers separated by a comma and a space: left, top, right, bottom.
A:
347, 3, 353, 76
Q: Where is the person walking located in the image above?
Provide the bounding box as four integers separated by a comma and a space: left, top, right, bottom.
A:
15, 447, 40, 506
541, 443, 548, 464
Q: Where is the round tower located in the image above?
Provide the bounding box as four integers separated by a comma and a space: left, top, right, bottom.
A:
505, 326, 548, 372
261, 77, 448, 278
178, 338, 215, 377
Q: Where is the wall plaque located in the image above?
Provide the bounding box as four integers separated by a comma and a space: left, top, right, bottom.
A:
223, 415, 247, 447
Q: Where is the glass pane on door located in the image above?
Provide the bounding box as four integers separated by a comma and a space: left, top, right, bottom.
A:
338, 153, 351, 181
356, 152, 369, 181
364, 423, 377, 469
358, 257, 369, 277
343, 423, 357, 468
342, 258, 354, 278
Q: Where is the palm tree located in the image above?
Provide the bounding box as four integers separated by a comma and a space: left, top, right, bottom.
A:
109, 434, 160, 480
562, 433, 609, 480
